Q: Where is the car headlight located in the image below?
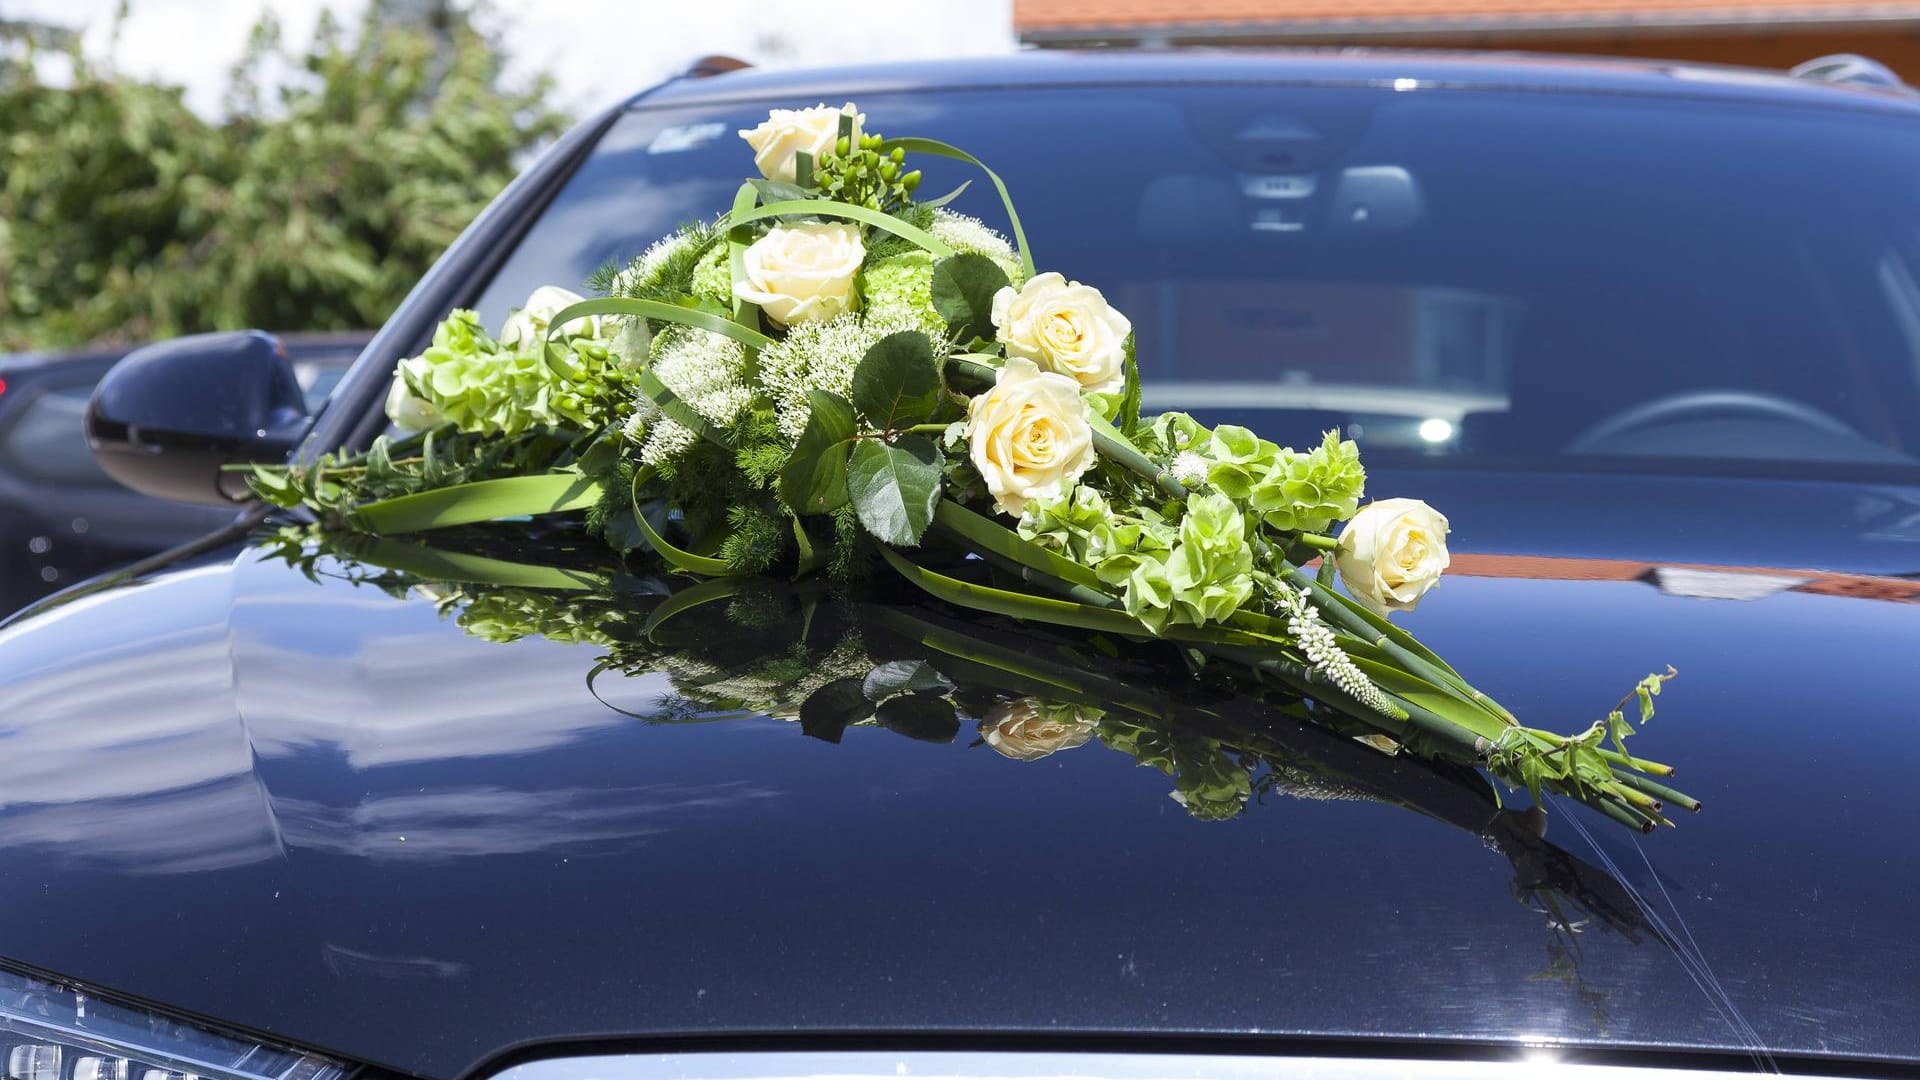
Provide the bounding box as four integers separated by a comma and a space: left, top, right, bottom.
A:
0, 966, 347, 1080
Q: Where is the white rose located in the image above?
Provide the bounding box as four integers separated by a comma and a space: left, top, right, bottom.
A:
734, 222, 864, 326
499, 285, 594, 349
990, 271, 1131, 394
979, 699, 1099, 762
1335, 498, 1452, 617
738, 102, 863, 184
965, 357, 1096, 516
383, 360, 442, 433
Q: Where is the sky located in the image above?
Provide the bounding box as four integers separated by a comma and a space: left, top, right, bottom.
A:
8, 0, 1018, 117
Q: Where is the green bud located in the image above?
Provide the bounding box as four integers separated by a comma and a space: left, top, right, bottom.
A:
836, 136, 850, 155
890, 147, 906, 163
901, 170, 922, 190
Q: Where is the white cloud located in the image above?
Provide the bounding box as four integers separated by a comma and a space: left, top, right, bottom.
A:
8, 0, 1016, 117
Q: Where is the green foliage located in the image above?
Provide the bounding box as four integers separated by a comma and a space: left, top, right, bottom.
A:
846, 436, 941, 546
0, 3, 568, 349
397, 308, 625, 437
850, 330, 941, 430
720, 504, 786, 574
928, 252, 1010, 343
780, 390, 859, 514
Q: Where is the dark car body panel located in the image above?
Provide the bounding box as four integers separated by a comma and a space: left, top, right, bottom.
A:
0, 333, 367, 612
3, 49, 1919, 1080
1, 468, 1916, 1079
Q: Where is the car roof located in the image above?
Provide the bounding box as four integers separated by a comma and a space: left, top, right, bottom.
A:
633, 47, 1920, 116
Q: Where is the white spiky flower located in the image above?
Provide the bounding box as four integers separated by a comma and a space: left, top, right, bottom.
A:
928, 209, 1016, 263
649, 324, 751, 427
613, 231, 695, 294
1282, 586, 1392, 715
1169, 450, 1210, 486
639, 417, 699, 468
758, 313, 918, 443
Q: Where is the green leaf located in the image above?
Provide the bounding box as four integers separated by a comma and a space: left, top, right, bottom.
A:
929, 253, 1010, 343
355, 473, 603, 535
799, 678, 870, 743
779, 390, 859, 515
730, 199, 953, 258
861, 659, 954, 702
545, 296, 772, 352
846, 435, 942, 546
878, 137, 1035, 279
1118, 332, 1142, 436
850, 330, 941, 429
347, 537, 606, 591
921, 179, 972, 208
629, 469, 742, 577
728, 181, 763, 330
875, 693, 960, 743
747, 178, 812, 205
641, 576, 751, 641
932, 498, 1102, 590
602, 504, 646, 555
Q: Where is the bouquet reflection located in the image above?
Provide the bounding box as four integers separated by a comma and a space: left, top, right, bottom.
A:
261, 520, 1664, 957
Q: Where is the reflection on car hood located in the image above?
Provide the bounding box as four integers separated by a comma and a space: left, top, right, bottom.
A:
0, 472, 1916, 1078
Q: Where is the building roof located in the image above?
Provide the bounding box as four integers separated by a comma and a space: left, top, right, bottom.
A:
1014, 0, 1920, 38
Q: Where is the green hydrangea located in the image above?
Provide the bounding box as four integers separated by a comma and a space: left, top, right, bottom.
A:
1170, 747, 1254, 821
1251, 429, 1365, 533
1164, 492, 1255, 625
1022, 487, 1251, 632
397, 309, 624, 438
1145, 413, 1364, 536
857, 250, 944, 337
688, 242, 733, 306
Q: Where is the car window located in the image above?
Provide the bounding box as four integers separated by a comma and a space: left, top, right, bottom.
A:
294, 361, 348, 413
0, 383, 113, 487
471, 86, 1920, 478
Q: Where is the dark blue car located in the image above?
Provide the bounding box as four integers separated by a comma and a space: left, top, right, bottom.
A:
1, 50, 1918, 1080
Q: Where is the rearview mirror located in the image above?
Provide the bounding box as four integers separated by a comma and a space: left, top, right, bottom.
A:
87, 330, 312, 506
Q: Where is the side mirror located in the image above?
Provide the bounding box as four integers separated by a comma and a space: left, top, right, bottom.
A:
87, 330, 312, 506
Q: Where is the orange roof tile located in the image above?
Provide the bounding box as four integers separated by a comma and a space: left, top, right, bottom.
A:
1015, 0, 1920, 31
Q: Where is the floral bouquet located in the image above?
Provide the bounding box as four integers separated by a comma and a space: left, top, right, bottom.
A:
254, 103, 1696, 832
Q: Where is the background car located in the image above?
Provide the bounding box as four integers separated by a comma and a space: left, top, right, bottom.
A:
1, 49, 1917, 1080
0, 332, 367, 613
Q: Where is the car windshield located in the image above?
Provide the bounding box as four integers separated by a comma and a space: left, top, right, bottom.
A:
474, 82, 1920, 480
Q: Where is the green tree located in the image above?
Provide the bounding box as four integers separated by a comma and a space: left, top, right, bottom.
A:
0, 2, 568, 350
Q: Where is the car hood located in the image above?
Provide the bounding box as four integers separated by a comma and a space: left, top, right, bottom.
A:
0, 470, 1916, 1078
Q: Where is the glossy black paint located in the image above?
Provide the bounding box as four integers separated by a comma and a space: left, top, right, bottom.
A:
1, 466, 1918, 1079
0, 334, 364, 613
5, 49, 1920, 1080
87, 331, 312, 506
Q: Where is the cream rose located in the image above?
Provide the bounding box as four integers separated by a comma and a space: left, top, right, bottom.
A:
1335, 498, 1452, 617
966, 357, 1096, 516
734, 223, 864, 326
738, 102, 863, 183
498, 285, 594, 349
979, 699, 1099, 762
990, 272, 1131, 394
383, 362, 442, 433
